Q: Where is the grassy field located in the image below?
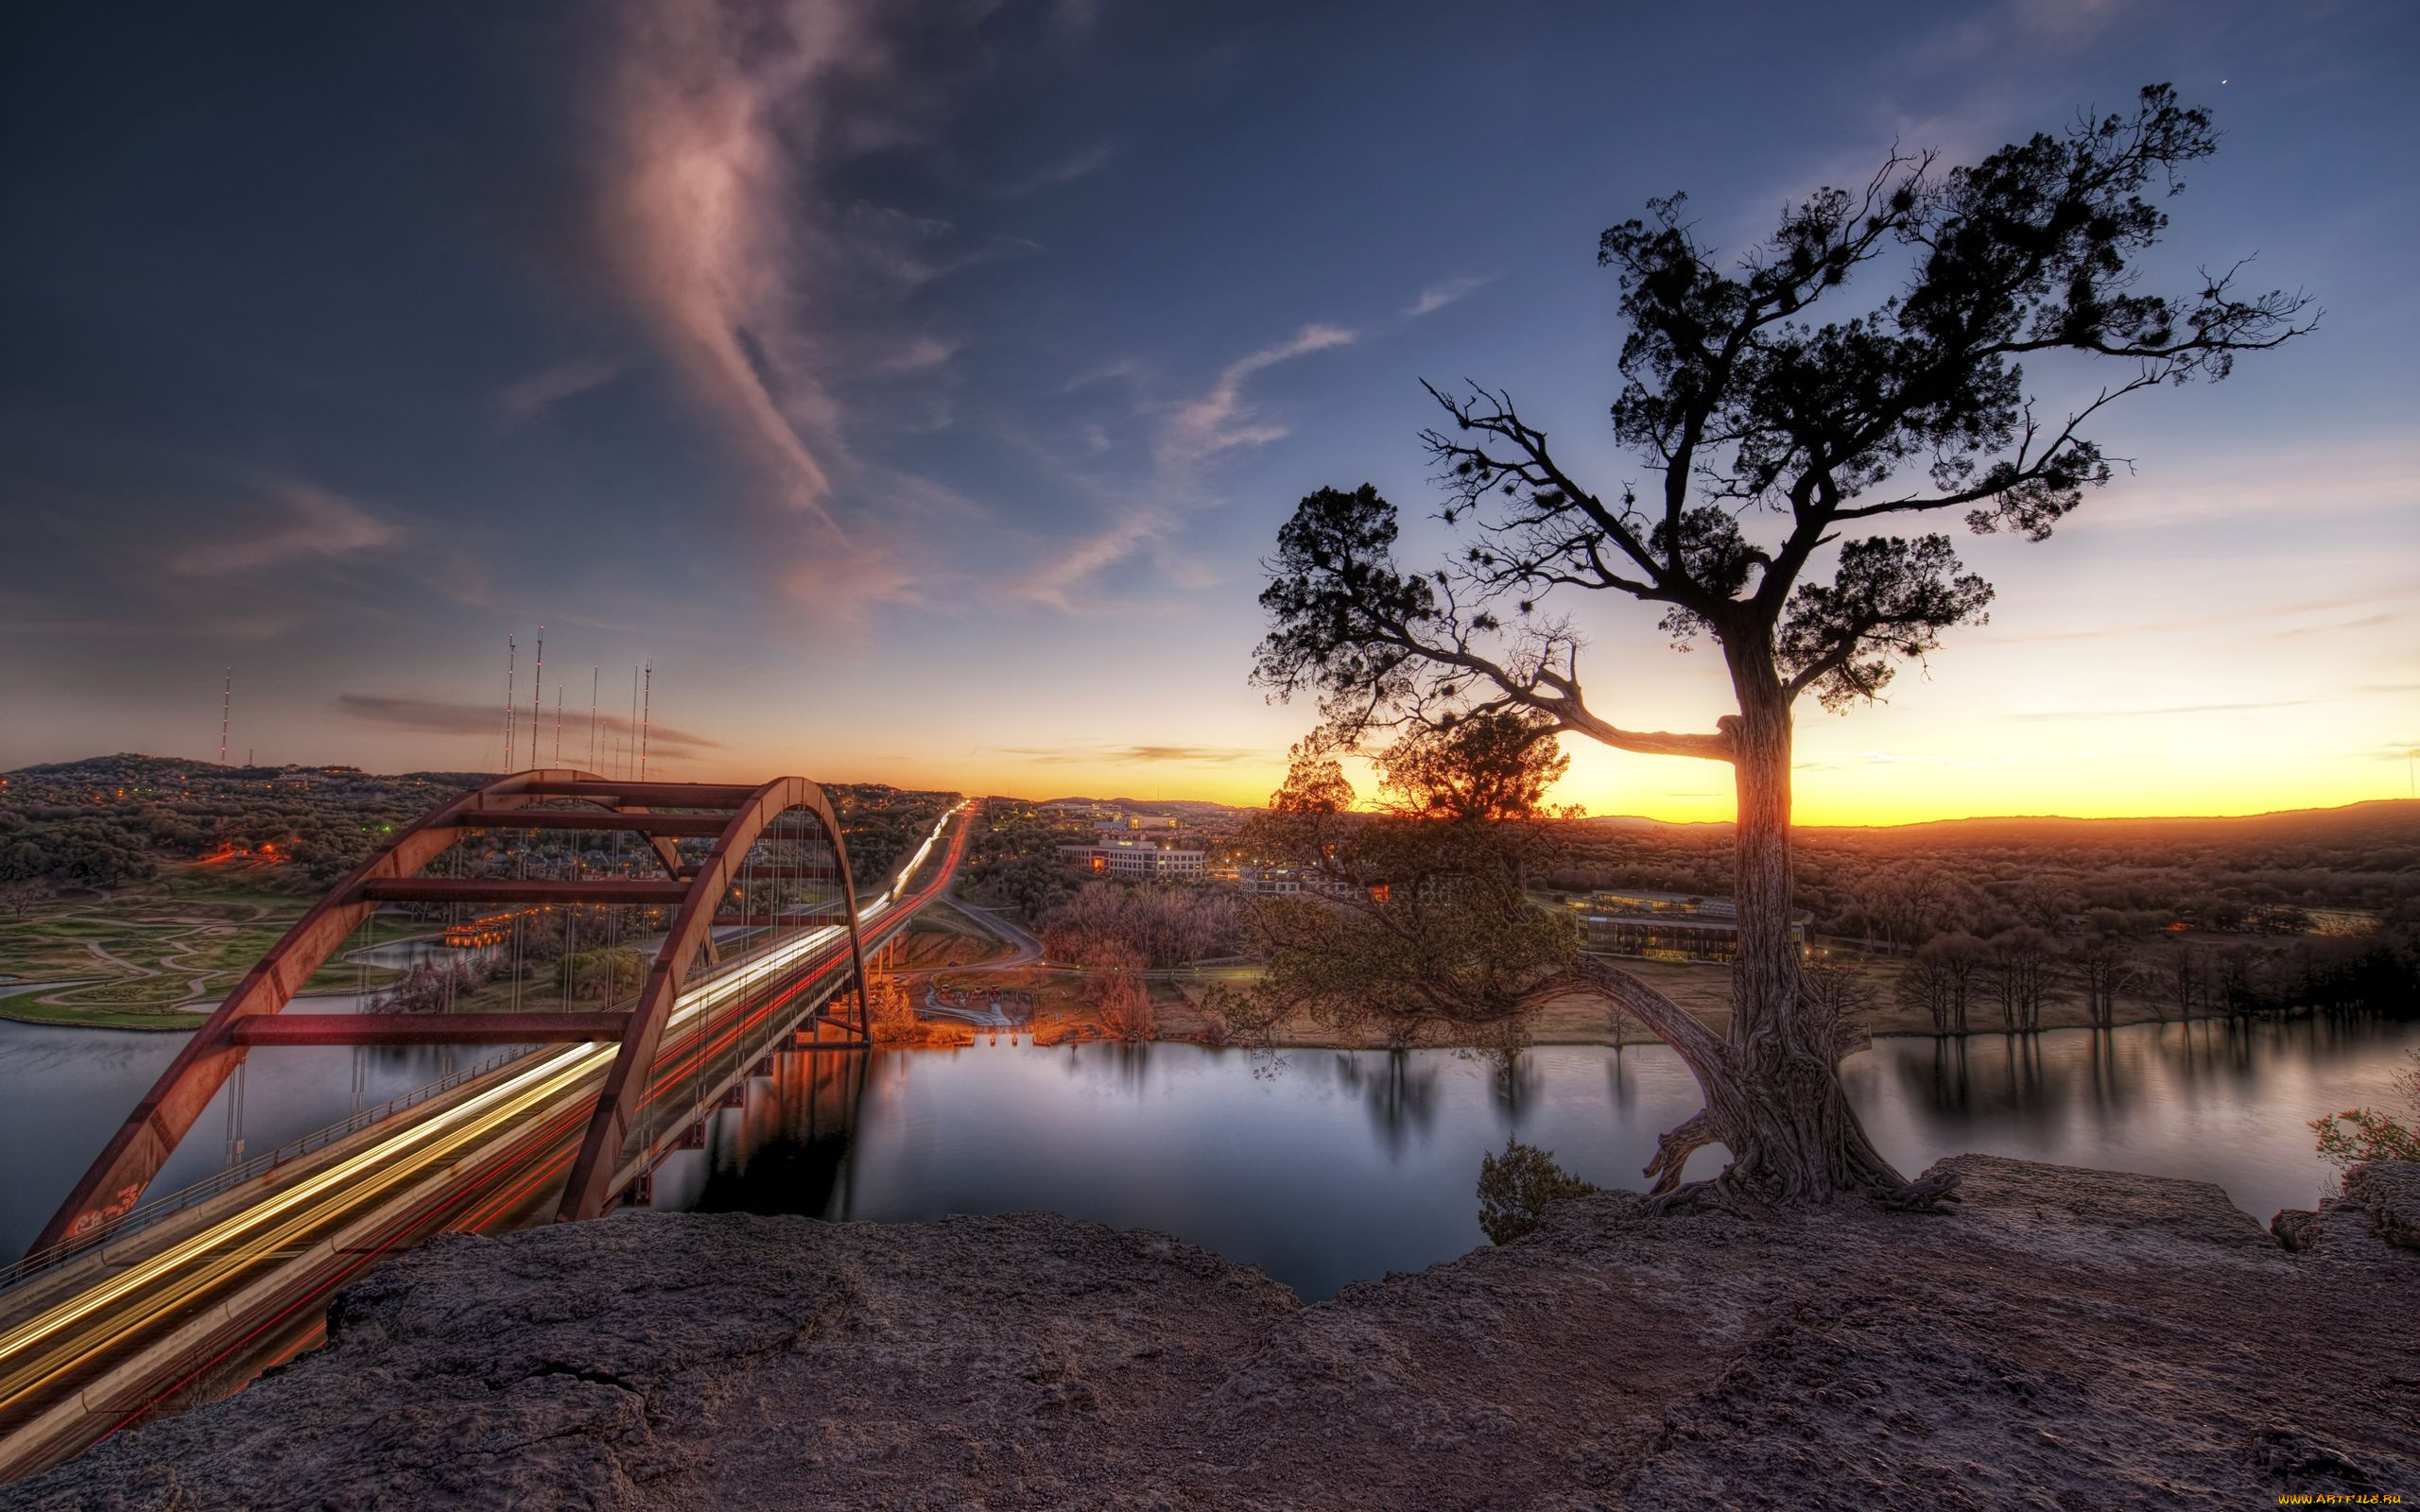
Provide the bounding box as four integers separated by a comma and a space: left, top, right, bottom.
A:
0, 862, 431, 1030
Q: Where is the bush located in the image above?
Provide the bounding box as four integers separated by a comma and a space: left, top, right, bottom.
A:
2311, 1049, 2420, 1169
1085, 956, 1158, 1041
1476, 1138, 1599, 1245
2310, 1108, 2420, 1168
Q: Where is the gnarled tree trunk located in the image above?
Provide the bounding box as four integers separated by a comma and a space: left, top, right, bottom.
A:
1549, 652, 1958, 1211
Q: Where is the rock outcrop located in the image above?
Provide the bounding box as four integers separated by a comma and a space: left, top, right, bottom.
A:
13, 1158, 2417, 1510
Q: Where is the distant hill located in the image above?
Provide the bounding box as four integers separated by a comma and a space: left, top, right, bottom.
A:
1002, 790, 2420, 845
1576, 799, 2420, 847
1, 754, 958, 894
3, 752, 493, 800
1806, 799, 2420, 845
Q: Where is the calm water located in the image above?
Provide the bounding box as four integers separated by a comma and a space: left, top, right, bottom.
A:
3, 1005, 2412, 1296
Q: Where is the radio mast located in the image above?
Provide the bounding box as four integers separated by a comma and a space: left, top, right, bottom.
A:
529, 627, 544, 769
503, 636, 517, 774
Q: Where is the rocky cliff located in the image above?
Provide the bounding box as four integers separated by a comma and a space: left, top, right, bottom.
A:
12, 1157, 2416, 1510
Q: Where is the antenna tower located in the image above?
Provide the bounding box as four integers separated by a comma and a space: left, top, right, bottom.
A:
640, 662, 652, 780
529, 627, 544, 769
503, 636, 517, 773
219, 668, 232, 766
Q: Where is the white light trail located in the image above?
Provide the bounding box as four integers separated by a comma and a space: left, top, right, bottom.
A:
0, 803, 961, 1396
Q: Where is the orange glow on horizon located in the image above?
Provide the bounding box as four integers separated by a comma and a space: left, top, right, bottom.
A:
638, 742, 2410, 830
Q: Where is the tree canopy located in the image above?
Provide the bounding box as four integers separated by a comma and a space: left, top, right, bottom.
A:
1254, 85, 2314, 754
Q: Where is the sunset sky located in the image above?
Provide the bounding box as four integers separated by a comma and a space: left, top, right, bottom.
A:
3, 0, 2413, 823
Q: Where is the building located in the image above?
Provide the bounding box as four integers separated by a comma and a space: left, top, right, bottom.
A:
1056, 832, 1207, 880
1053, 810, 1205, 878
1568, 889, 1810, 964
1237, 865, 1313, 897
1236, 866, 1417, 904
1095, 814, 1178, 833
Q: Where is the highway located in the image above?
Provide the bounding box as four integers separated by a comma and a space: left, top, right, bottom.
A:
0, 802, 974, 1483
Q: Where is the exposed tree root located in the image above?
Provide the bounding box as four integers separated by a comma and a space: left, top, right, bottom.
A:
1643, 1109, 1719, 1197
1545, 954, 1963, 1213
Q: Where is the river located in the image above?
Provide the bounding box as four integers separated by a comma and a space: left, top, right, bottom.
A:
4, 1002, 2410, 1297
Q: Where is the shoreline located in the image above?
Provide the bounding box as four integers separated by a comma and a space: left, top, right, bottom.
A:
3, 985, 2380, 1044
18, 1156, 2415, 1506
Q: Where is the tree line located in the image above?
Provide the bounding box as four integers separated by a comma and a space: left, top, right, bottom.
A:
0, 755, 954, 907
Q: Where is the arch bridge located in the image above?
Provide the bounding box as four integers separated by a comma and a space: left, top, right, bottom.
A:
37, 770, 885, 1251
2, 771, 974, 1483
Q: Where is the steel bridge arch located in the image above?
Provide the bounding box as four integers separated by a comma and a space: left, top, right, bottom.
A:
34, 770, 872, 1253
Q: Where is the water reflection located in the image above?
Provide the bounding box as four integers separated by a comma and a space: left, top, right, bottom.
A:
5, 1011, 2413, 1293
645, 1017, 2416, 1298
0, 993, 526, 1263
1334, 1050, 1441, 1156
682, 1053, 869, 1218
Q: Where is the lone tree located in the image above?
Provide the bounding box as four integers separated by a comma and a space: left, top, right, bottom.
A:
1253, 86, 2310, 1208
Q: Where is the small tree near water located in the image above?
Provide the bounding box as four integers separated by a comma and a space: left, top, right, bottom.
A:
1478, 1138, 1601, 1245
2311, 1050, 2420, 1170
1254, 86, 2309, 1208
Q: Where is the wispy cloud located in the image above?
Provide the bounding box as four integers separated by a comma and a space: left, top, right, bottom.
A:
1982, 584, 2419, 645
1060, 355, 1149, 394
878, 334, 964, 374
996, 138, 1120, 198
841, 202, 1040, 288
1405, 275, 1492, 318
2279, 612, 2399, 638
1005, 507, 1172, 614
994, 321, 1358, 614
601, 0, 846, 513
1156, 323, 1356, 470
338, 694, 727, 757
995, 743, 1263, 765
2014, 697, 2326, 722
495, 356, 626, 426
592, 0, 1009, 628
172, 480, 400, 576
1906, 0, 2151, 73
2060, 439, 2419, 536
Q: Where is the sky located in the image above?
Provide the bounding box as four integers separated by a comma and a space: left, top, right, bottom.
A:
1, 0, 2414, 824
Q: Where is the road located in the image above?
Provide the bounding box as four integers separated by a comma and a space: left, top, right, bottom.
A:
942, 893, 1045, 966
0, 804, 974, 1484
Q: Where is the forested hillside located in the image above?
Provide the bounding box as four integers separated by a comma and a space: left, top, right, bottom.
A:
0, 755, 955, 902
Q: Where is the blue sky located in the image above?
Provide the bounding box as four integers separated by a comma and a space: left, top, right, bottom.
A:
3, 0, 2414, 818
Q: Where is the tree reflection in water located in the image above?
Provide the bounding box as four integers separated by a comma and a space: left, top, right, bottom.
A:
1335, 1049, 1440, 1157
596, 1016, 2417, 1297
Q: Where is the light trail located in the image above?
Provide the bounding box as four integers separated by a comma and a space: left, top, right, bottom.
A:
0, 802, 966, 1427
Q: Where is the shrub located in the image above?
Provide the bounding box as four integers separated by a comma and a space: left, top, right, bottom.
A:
1476, 1138, 1599, 1245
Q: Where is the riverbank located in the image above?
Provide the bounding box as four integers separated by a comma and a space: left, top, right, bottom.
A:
14, 1155, 2413, 1508
0, 995, 203, 1031
937, 954, 2266, 1050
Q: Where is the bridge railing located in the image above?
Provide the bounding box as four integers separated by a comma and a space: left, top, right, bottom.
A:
0, 1043, 543, 1296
